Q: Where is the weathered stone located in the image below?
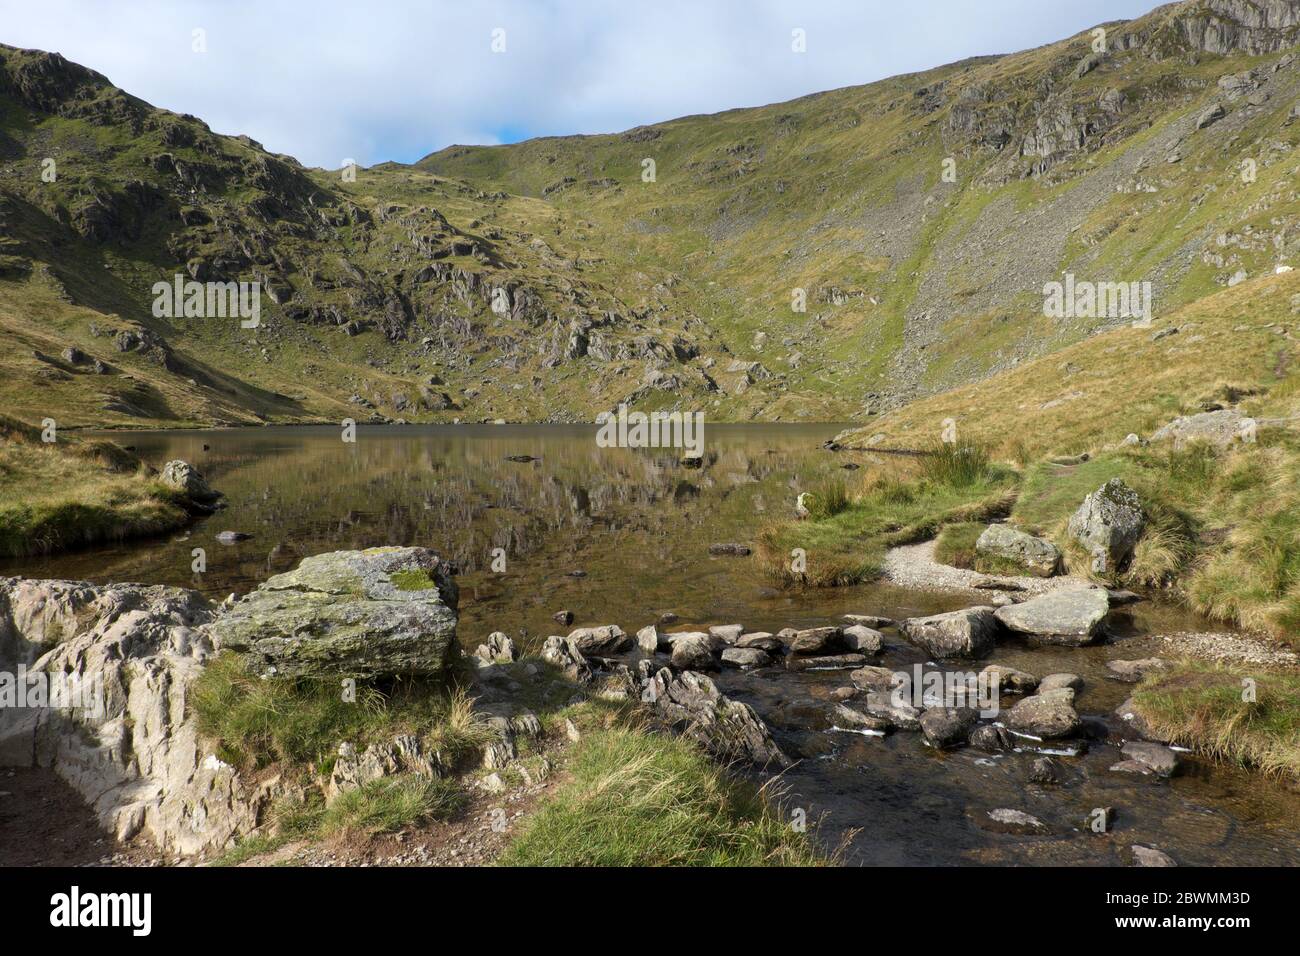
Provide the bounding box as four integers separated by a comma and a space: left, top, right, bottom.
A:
1030, 757, 1059, 784
976, 524, 1062, 577
670, 632, 724, 670
1006, 688, 1081, 739
842, 624, 884, 654
789, 626, 843, 655
919, 707, 977, 748
850, 665, 900, 691
207, 548, 459, 679
785, 653, 868, 671
721, 647, 771, 669
1067, 479, 1145, 573
708, 623, 745, 643
735, 632, 782, 652
861, 690, 922, 730
158, 459, 221, 503
970, 724, 1014, 752
1131, 844, 1177, 867
843, 614, 893, 629
982, 808, 1047, 833
1106, 658, 1172, 683
640, 668, 788, 767
474, 631, 515, 664
1150, 408, 1253, 449
995, 588, 1110, 645
541, 635, 592, 683
567, 624, 630, 655
980, 664, 1039, 695
636, 624, 662, 654
900, 607, 999, 659
1116, 740, 1181, 777
1039, 672, 1083, 692
829, 703, 891, 733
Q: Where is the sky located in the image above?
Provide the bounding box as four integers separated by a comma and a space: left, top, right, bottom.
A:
0, 0, 1163, 169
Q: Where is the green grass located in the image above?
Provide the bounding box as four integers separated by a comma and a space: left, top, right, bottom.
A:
320, 776, 465, 836
191, 653, 492, 772
1131, 662, 1300, 781
0, 414, 190, 557
498, 726, 823, 867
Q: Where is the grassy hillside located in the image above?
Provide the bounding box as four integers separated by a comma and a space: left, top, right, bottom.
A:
3, 1, 1300, 426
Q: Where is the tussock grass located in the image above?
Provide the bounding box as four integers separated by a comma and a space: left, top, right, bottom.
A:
320, 776, 464, 836
0, 413, 188, 557
1131, 662, 1300, 781
192, 653, 493, 772
498, 726, 823, 867
803, 476, 850, 520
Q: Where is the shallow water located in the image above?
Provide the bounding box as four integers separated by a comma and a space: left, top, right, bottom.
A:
8, 423, 1298, 865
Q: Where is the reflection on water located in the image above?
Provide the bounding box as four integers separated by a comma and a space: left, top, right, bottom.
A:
7, 423, 1299, 866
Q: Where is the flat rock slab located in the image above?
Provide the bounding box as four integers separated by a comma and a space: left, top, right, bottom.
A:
208, 547, 458, 679
901, 606, 999, 659
995, 587, 1110, 645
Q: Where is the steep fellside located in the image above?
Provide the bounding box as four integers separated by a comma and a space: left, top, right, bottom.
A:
3, 0, 1300, 427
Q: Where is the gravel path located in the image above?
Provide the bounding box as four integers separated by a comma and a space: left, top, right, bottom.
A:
881, 540, 1093, 596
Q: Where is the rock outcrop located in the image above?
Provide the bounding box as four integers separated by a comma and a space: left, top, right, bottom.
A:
976, 524, 1061, 577
640, 668, 789, 767
1067, 479, 1145, 574
0, 577, 278, 855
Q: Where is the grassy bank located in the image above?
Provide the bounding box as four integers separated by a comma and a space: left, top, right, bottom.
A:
0, 414, 192, 558
1130, 662, 1300, 781
499, 724, 822, 867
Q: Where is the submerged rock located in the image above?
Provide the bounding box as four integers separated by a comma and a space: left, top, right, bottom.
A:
207, 547, 459, 679
1114, 740, 1181, 777
1106, 658, 1172, 683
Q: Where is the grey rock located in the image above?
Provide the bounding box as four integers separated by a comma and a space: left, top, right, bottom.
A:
541, 635, 592, 684
970, 724, 1014, 752
983, 808, 1047, 833
1006, 688, 1081, 739
636, 624, 663, 654
1131, 845, 1177, 867
976, 524, 1062, 577
842, 624, 884, 654
861, 690, 922, 730
475, 631, 515, 664
1106, 658, 1171, 683
980, 664, 1039, 695
640, 668, 788, 767
1150, 408, 1253, 449
900, 606, 999, 659
708, 623, 746, 643
919, 707, 977, 748
1039, 672, 1083, 693
1067, 479, 1145, 573
735, 632, 782, 652
829, 703, 891, 733
785, 653, 868, 671
843, 614, 894, 629
1117, 740, 1181, 777
995, 587, 1110, 645
159, 460, 221, 503
1030, 757, 1059, 784
720, 647, 771, 669
850, 665, 900, 691
789, 626, 843, 655
670, 632, 724, 670
567, 624, 630, 655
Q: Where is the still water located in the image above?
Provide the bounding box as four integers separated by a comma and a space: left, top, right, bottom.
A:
7, 424, 1298, 865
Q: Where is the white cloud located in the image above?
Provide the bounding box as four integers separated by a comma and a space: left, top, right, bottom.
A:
0, 0, 1158, 168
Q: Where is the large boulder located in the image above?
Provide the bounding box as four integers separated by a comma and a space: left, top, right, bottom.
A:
975, 524, 1061, 577
0, 577, 276, 855
994, 587, 1110, 645
567, 624, 630, 655
640, 668, 788, 767
900, 607, 999, 659
1005, 688, 1081, 739
206, 547, 459, 679
1067, 479, 1144, 573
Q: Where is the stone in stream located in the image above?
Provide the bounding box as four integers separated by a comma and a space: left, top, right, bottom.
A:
981, 808, 1047, 834
900, 606, 999, 659
1039, 672, 1083, 693
207, 547, 459, 679
636, 624, 662, 654
215, 530, 253, 544
1113, 740, 1182, 777
721, 647, 771, 669
1067, 479, 1145, 573
1106, 658, 1171, 683
789, 626, 844, 655
843, 614, 894, 629
842, 624, 884, 654
670, 632, 725, 670
1131, 845, 1177, 867
861, 691, 923, 730
475, 631, 515, 664
1005, 688, 1081, 739
640, 668, 788, 767
994, 587, 1110, 645
735, 632, 783, 653
975, 524, 1062, 577
829, 703, 891, 734
1114, 696, 1169, 742
567, 624, 630, 655
1029, 757, 1059, 784
919, 707, 978, 749
850, 665, 899, 691
786, 653, 868, 672
708, 623, 746, 643
980, 664, 1039, 695
970, 724, 1015, 752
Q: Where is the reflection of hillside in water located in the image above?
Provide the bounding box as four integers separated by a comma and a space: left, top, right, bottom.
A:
4, 426, 848, 640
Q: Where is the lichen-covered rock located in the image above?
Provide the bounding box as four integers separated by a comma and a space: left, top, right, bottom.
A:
0, 576, 277, 855
1006, 687, 1081, 739
975, 524, 1061, 577
1067, 479, 1145, 573
1150, 408, 1254, 449
206, 547, 459, 679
